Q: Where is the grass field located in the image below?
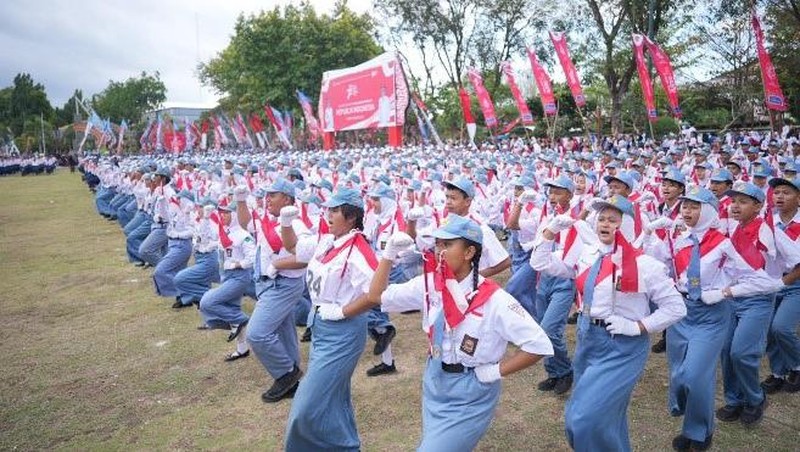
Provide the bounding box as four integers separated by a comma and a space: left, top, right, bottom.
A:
0, 170, 797, 451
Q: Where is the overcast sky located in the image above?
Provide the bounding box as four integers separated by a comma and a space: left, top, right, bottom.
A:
0, 0, 372, 107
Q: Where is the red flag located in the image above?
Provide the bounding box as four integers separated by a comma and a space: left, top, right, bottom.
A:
752, 10, 787, 111
466, 68, 498, 128
644, 37, 682, 118
549, 31, 586, 107
526, 48, 557, 116
632, 34, 658, 122
458, 87, 475, 124
501, 61, 533, 125
249, 113, 265, 133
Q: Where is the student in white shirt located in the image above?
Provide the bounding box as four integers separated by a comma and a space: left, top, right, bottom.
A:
345, 215, 553, 451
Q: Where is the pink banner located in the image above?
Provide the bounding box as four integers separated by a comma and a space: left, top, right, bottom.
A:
467, 68, 498, 128
500, 61, 534, 125
752, 10, 787, 111
549, 31, 586, 107
644, 37, 682, 118
318, 52, 409, 132
526, 48, 557, 116
632, 34, 657, 122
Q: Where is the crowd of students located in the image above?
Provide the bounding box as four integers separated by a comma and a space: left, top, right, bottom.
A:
79, 129, 799, 451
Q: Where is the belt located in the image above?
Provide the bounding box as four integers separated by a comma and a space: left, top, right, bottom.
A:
579, 313, 608, 327
258, 274, 289, 282
589, 318, 608, 327
441, 362, 470, 373
168, 236, 191, 240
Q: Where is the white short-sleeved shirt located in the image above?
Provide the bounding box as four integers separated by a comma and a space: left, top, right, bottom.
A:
381, 274, 553, 367
296, 231, 375, 306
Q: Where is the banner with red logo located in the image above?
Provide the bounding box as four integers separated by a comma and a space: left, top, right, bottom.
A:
751, 10, 787, 111
526, 48, 557, 116
549, 31, 586, 107
500, 61, 534, 125
632, 34, 658, 121
318, 52, 409, 132
467, 68, 498, 128
644, 37, 682, 118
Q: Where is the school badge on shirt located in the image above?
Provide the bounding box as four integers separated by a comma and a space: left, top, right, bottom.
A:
460, 334, 478, 356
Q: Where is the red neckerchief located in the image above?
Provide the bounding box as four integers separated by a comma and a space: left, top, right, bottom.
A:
731, 218, 767, 270
673, 229, 726, 276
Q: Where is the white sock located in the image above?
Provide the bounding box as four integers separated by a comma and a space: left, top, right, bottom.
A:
381, 345, 394, 366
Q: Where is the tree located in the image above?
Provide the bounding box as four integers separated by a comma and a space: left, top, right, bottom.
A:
765, 0, 800, 120
582, 0, 690, 134
198, 1, 382, 111
91, 71, 166, 126
1, 73, 53, 136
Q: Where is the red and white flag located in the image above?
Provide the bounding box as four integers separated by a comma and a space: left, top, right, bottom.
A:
644, 37, 682, 117
549, 31, 586, 107
526, 48, 557, 116
632, 34, 658, 121
466, 68, 498, 128
501, 61, 534, 125
752, 9, 787, 111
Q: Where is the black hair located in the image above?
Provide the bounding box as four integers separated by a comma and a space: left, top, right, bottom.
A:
338, 204, 365, 231
461, 239, 483, 295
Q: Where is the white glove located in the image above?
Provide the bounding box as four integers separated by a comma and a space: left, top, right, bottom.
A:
639, 191, 657, 203
474, 363, 502, 383
317, 303, 345, 321
233, 185, 249, 202
644, 217, 674, 234
586, 197, 606, 211
605, 315, 642, 336
519, 190, 538, 204
701, 289, 725, 305
406, 207, 425, 222
264, 264, 278, 279
545, 214, 576, 234
279, 205, 299, 227
223, 260, 239, 270
383, 232, 416, 262
202, 205, 215, 218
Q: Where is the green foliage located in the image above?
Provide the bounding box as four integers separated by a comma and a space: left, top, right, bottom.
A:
197, 1, 382, 111
0, 73, 53, 137
90, 71, 166, 126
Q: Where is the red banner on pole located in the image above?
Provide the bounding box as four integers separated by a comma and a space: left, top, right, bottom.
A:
458, 87, 475, 125
752, 10, 787, 111
467, 68, 498, 128
500, 61, 533, 125
632, 34, 657, 122
549, 31, 586, 107
644, 37, 682, 118
526, 48, 557, 116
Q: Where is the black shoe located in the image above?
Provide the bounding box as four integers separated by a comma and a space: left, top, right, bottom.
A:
537, 377, 558, 391
651, 338, 667, 353
761, 375, 785, 394
224, 349, 250, 362
262, 366, 303, 403
716, 404, 743, 422
373, 326, 396, 355
172, 298, 191, 309
740, 397, 767, 426
366, 361, 397, 377
691, 435, 713, 451
300, 327, 312, 343
566, 312, 578, 325
784, 370, 800, 393
671, 434, 692, 451
227, 319, 249, 342
192, 299, 200, 310
554, 372, 573, 395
